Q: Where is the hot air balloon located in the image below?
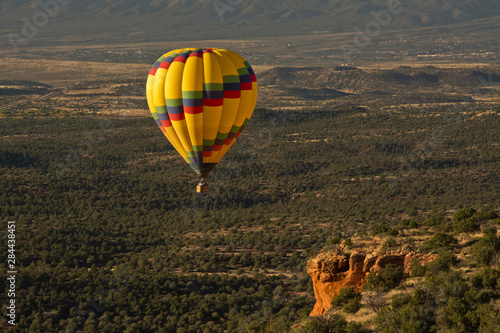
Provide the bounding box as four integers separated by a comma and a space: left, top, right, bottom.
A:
146, 48, 258, 193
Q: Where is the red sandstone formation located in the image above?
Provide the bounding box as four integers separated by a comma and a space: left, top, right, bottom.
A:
307, 250, 424, 316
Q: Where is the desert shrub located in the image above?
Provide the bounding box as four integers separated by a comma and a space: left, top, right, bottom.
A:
300, 316, 331, 333
482, 227, 498, 238
453, 207, 476, 222
363, 289, 386, 313
424, 212, 447, 228
477, 304, 500, 332
371, 223, 389, 235
356, 230, 368, 237
425, 251, 458, 275
435, 296, 479, 332
398, 219, 420, 229
375, 307, 399, 333
387, 228, 399, 237
331, 287, 360, 307
474, 210, 499, 222
474, 241, 496, 266
453, 207, 481, 233
365, 264, 403, 292
375, 288, 436, 333
420, 232, 458, 252
331, 287, 362, 314
346, 322, 370, 333
390, 292, 412, 309
486, 211, 500, 220
429, 271, 496, 333
342, 298, 362, 314
408, 220, 420, 229
382, 237, 397, 250
343, 238, 353, 248
326, 232, 342, 246
409, 258, 426, 277
473, 228, 499, 266
455, 217, 481, 233
402, 236, 418, 252
301, 313, 348, 333
326, 314, 349, 333
471, 267, 500, 289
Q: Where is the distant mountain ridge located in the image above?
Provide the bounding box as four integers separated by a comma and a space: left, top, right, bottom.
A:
1, 0, 499, 49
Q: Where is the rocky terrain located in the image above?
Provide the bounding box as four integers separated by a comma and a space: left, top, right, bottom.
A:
307, 249, 436, 316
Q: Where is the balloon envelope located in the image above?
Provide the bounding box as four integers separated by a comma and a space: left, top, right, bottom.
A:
146, 48, 258, 178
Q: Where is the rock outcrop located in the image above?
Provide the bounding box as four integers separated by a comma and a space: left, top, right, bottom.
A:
307, 250, 421, 316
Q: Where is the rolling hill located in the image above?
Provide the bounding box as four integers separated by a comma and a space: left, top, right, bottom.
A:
1, 0, 499, 50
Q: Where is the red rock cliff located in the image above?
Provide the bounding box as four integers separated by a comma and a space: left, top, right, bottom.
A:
307, 250, 412, 316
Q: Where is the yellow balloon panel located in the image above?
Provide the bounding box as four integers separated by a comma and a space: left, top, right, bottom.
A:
146, 48, 258, 179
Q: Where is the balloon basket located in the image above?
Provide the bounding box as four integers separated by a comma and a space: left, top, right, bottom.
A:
196, 182, 208, 193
